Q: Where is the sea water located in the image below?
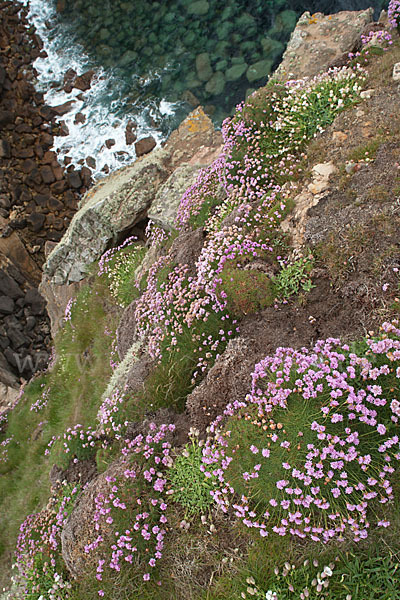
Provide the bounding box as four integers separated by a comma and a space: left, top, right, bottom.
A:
23, 0, 385, 178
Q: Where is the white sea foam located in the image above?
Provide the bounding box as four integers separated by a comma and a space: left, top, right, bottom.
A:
22, 0, 180, 179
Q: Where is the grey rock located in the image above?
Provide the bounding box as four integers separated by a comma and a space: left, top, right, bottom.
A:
186, 0, 209, 16
205, 71, 225, 95
225, 63, 247, 82
148, 164, 201, 231
195, 53, 213, 82
0, 270, 24, 299
246, 59, 273, 83
7, 326, 26, 350
274, 8, 374, 81
25, 288, 45, 316
0, 140, 11, 159
43, 108, 221, 286
0, 296, 14, 315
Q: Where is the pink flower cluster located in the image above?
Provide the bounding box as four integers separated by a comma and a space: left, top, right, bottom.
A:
30, 384, 50, 412
85, 423, 175, 590
98, 235, 138, 277
388, 0, 400, 29
361, 29, 393, 50
14, 484, 80, 597
202, 321, 400, 544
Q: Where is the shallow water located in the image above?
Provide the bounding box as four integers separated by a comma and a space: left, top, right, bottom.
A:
23, 0, 385, 178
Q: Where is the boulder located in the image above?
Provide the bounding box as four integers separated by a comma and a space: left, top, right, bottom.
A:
246, 59, 273, 83
134, 136, 156, 157
0, 140, 11, 159
73, 70, 95, 92
148, 164, 201, 230
24, 288, 45, 316
0, 296, 14, 315
195, 53, 213, 82
0, 352, 19, 389
274, 8, 374, 81
225, 63, 247, 82
0, 270, 24, 299
205, 71, 225, 95
186, 1, 209, 16
0, 230, 41, 284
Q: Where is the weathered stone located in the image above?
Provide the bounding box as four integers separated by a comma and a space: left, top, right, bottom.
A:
0, 382, 20, 417
0, 296, 14, 315
27, 211, 45, 232
205, 71, 225, 95
40, 165, 56, 184
0, 352, 19, 388
0, 231, 41, 284
74, 112, 86, 125
0, 111, 14, 126
43, 109, 221, 285
52, 100, 75, 117
0, 140, 11, 159
67, 171, 82, 189
148, 164, 201, 230
105, 138, 115, 149
134, 136, 156, 157
186, 0, 209, 16
0, 270, 24, 299
225, 63, 247, 82
7, 326, 27, 350
25, 288, 45, 316
125, 121, 137, 146
275, 9, 374, 81
246, 59, 273, 83
73, 70, 95, 91
393, 62, 400, 81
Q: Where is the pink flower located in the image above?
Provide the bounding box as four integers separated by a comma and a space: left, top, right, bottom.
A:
377, 424, 386, 435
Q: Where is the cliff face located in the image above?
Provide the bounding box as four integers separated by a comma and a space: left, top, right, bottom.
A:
2, 8, 400, 600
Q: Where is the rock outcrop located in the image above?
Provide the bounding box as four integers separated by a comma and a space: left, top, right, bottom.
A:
43, 108, 222, 285
275, 9, 374, 80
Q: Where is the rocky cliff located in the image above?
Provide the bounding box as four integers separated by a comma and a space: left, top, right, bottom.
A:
1, 6, 400, 600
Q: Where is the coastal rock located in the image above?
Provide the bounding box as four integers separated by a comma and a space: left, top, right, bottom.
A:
39, 243, 83, 337
148, 164, 200, 230
134, 136, 156, 157
0, 352, 19, 388
225, 63, 247, 82
0, 381, 20, 418
186, 337, 259, 433
205, 71, 225, 95
275, 8, 374, 80
186, 1, 209, 16
72, 70, 95, 92
43, 108, 222, 285
61, 459, 128, 578
195, 53, 213, 82
246, 59, 273, 83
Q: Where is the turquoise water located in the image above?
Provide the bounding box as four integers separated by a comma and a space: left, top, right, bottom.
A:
26, 0, 385, 176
